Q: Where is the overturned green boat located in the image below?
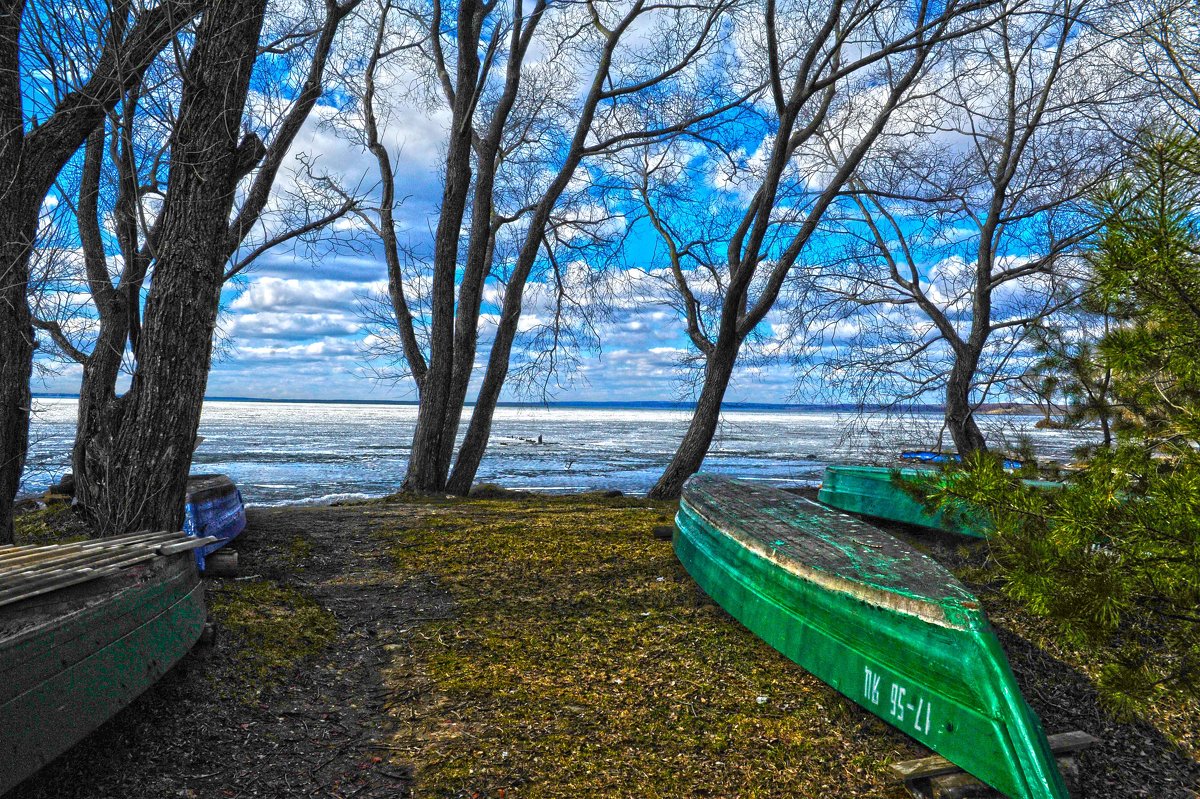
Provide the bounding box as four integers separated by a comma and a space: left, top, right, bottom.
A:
818, 465, 1062, 538
676, 474, 1069, 799
818, 464, 991, 537
0, 531, 213, 794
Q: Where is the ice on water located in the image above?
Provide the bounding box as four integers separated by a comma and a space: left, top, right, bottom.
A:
22, 398, 1097, 505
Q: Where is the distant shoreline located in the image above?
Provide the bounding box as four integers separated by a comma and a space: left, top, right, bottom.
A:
32, 393, 1044, 415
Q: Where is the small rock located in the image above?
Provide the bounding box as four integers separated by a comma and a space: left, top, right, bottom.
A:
652, 525, 674, 540
49, 472, 75, 496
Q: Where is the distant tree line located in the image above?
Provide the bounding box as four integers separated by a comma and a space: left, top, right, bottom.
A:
1, 0, 1198, 542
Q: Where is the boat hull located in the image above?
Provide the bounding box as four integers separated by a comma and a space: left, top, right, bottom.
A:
818, 465, 990, 537
184, 474, 247, 569
0, 550, 205, 794
818, 465, 1061, 538
676, 475, 1068, 799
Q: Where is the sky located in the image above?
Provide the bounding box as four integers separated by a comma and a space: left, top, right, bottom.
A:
30, 105, 800, 405
27, 0, 1118, 407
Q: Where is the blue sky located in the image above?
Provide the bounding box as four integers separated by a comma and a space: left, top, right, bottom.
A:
27, 1, 1102, 408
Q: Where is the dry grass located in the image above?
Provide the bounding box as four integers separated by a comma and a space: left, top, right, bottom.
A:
375, 493, 917, 798
209, 579, 338, 693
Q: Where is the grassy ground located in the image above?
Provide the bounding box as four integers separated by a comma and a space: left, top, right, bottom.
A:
8, 492, 1199, 797
371, 492, 917, 797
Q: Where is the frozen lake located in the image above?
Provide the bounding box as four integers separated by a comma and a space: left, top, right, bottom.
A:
23, 398, 1097, 505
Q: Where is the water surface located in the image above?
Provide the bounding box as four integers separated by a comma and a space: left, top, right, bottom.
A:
23, 398, 1096, 505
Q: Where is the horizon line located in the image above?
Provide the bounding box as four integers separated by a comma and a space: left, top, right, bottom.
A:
31, 392, 1033, 413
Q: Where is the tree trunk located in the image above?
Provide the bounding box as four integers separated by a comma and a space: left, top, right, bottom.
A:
71, 287, 135, 526
401, 0, 482, 494
435, 199, 499, 485
0, 0, 204, 541
945, 354, 988, 456
75, 0, 267, 534
0, 217, 35, 544
0, 0, 34, 543
647, 337, 740, 500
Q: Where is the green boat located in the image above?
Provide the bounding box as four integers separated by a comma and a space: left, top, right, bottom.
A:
0, 530, 214, 794
818, 464, 990, 537
676, 474, 1069, 799
818, 465, 1063, 538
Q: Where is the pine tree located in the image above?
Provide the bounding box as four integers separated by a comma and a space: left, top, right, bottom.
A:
1090, 131, 1200, 448
922, 130, 1200, 714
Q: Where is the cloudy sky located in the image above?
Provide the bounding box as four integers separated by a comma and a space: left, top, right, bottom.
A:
32, 100, 800, 405
30, 0, 1108, 408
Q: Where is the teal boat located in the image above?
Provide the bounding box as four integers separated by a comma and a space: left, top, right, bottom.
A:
0, 531, 213, 794
676, 474, 1069, 799
818, 464, 990, 537
818, 465, 1062, 538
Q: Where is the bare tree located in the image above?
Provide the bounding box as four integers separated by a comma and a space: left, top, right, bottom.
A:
42, 0, 361, 535
22, 0, 355, 532
0, 0, 209, 542
337, 0, 744, 494
1119, 0, 1200, 135
800, 0, 1131, 456
629, 0, 1001, 499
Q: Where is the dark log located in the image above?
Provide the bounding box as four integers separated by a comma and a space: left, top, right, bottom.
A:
202, 549, 238, 577
893, 731, 1096, 799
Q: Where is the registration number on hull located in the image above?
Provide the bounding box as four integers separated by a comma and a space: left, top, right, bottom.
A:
863, 665, 933, 736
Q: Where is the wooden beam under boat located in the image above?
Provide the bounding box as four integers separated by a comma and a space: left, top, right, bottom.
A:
675, 473, 1070, 799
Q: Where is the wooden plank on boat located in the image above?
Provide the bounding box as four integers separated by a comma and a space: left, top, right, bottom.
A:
0, 534, 215, 609
0, 535, 178, 581
0, 530, 177, 568
675, 474, 1070, 799
891, 731, 1097, 781
0, 537, 217, 608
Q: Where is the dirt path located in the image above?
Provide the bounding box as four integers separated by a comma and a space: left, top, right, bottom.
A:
11, 505, 439, 799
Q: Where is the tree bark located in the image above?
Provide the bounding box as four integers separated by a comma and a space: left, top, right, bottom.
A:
75, 0, 267, 534
646, 337, 740, 500
70, 0, 352, 533
944, 351, 988, 456
402, 0, 483, 493
0, 216, 36, 544
0, 0, 204, 542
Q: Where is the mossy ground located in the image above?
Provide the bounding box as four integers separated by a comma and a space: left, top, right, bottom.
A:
374, 493, 916, 797
208, 580, 337, 692
7, 492, 1197, 797
12, 502, 89, 546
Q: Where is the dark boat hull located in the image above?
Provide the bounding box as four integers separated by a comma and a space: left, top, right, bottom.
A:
0, 545, 206, 794
184, 474, 247, 569
676, 474, 1069, 799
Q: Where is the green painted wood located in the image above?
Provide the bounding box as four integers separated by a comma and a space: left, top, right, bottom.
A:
676, 474, 1069, 799
0, 552, 205, 795
818, 465, 1060, 538
818, 465, 990, 537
